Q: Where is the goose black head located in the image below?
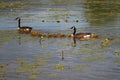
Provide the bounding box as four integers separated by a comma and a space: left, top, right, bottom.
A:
70, 26, 76, 35
70, 26, 76, 29
15, 17, 20, 20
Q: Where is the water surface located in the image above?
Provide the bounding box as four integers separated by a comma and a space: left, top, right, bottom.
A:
0, 0, 120, 80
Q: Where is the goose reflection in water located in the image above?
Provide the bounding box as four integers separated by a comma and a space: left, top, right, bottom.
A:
39, 36, 44, 48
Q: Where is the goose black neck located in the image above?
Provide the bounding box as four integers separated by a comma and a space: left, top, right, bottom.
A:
18, 18, 21, 28
73, 27, 76, 35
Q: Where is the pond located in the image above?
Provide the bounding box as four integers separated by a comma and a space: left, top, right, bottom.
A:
0, 0, 120, 80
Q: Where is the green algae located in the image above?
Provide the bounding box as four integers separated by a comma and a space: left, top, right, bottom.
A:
48, 73, 59, 77
51, 63, 65, 71
27, 75, 38, 79
0, 77, 4, 80
0, 1, 36, 9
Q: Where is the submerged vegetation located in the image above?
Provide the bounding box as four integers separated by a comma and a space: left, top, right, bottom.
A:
0, 1, 42, 9
84, 0, 120, 25
0, 1, 35, 9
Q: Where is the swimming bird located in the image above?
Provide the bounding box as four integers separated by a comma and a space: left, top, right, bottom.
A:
15, 17, 32, 33
69, 26, 98, 39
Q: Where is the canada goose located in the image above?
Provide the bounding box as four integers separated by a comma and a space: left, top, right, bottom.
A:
15, 17, 32, 33
70, 26, 98, 39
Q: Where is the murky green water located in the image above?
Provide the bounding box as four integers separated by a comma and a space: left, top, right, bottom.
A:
0, 0, 120, 80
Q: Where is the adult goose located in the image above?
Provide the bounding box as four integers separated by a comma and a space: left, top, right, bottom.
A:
15, 17, 32, 33
70, 26, 99, 39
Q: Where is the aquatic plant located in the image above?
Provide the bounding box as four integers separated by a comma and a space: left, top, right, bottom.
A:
75, 64, 88, 67
0, 63, 8, 75
48, 73, 59, 77
0, 77, 4, 80
27, 75, 38, 79
71, 68, 83, 71
0, 1, 34, 9
51, 63, 65, 71
56, 63, 65, 71
42, 52, 51, 57
80, 54, 106, 62
0, 30, 13, 46
0, 62, 7, 68
16, 66, 31, 73
29, 69, 42, 75
15, 58, 29, 65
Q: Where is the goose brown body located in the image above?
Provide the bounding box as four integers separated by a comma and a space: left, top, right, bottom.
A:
75, 33, 91, 38
70, 26, 99, 39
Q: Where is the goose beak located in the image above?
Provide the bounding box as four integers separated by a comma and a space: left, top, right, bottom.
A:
15, 17, 18, 20
70, 26, 75, 29
15, 17, 20, 20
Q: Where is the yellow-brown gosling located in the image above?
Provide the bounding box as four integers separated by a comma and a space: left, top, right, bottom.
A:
31, 30, 40, 36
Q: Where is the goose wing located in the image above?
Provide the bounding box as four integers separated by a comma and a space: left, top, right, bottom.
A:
75, 33, 91, 38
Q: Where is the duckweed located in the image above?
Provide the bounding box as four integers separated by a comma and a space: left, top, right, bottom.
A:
42, 52, 51, 57
71, 68, 83, 71
15, 57, 48, 73
0, 77, 4, 80
81, 56, 106, 62
0, 62, 7, 68
15, 58, 28, 63
79, 48, 93, 54
0, 1, 34, 9
40, 44, 44, 48
75, 64, 88, 67
56, 63, 65, 71
0, 30, 13, 46
0, 68, 7, 75
27, 75, 38, 79
30, 69, 42, 75
30, 61, 48, 68
0, 63, 7, 75
60, 41, 68, 47
34, 57, 44, 61
65, 50, 79, 55
16, 66, 31, 73
51, 63, 65, 71
48, 73, 59, 77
